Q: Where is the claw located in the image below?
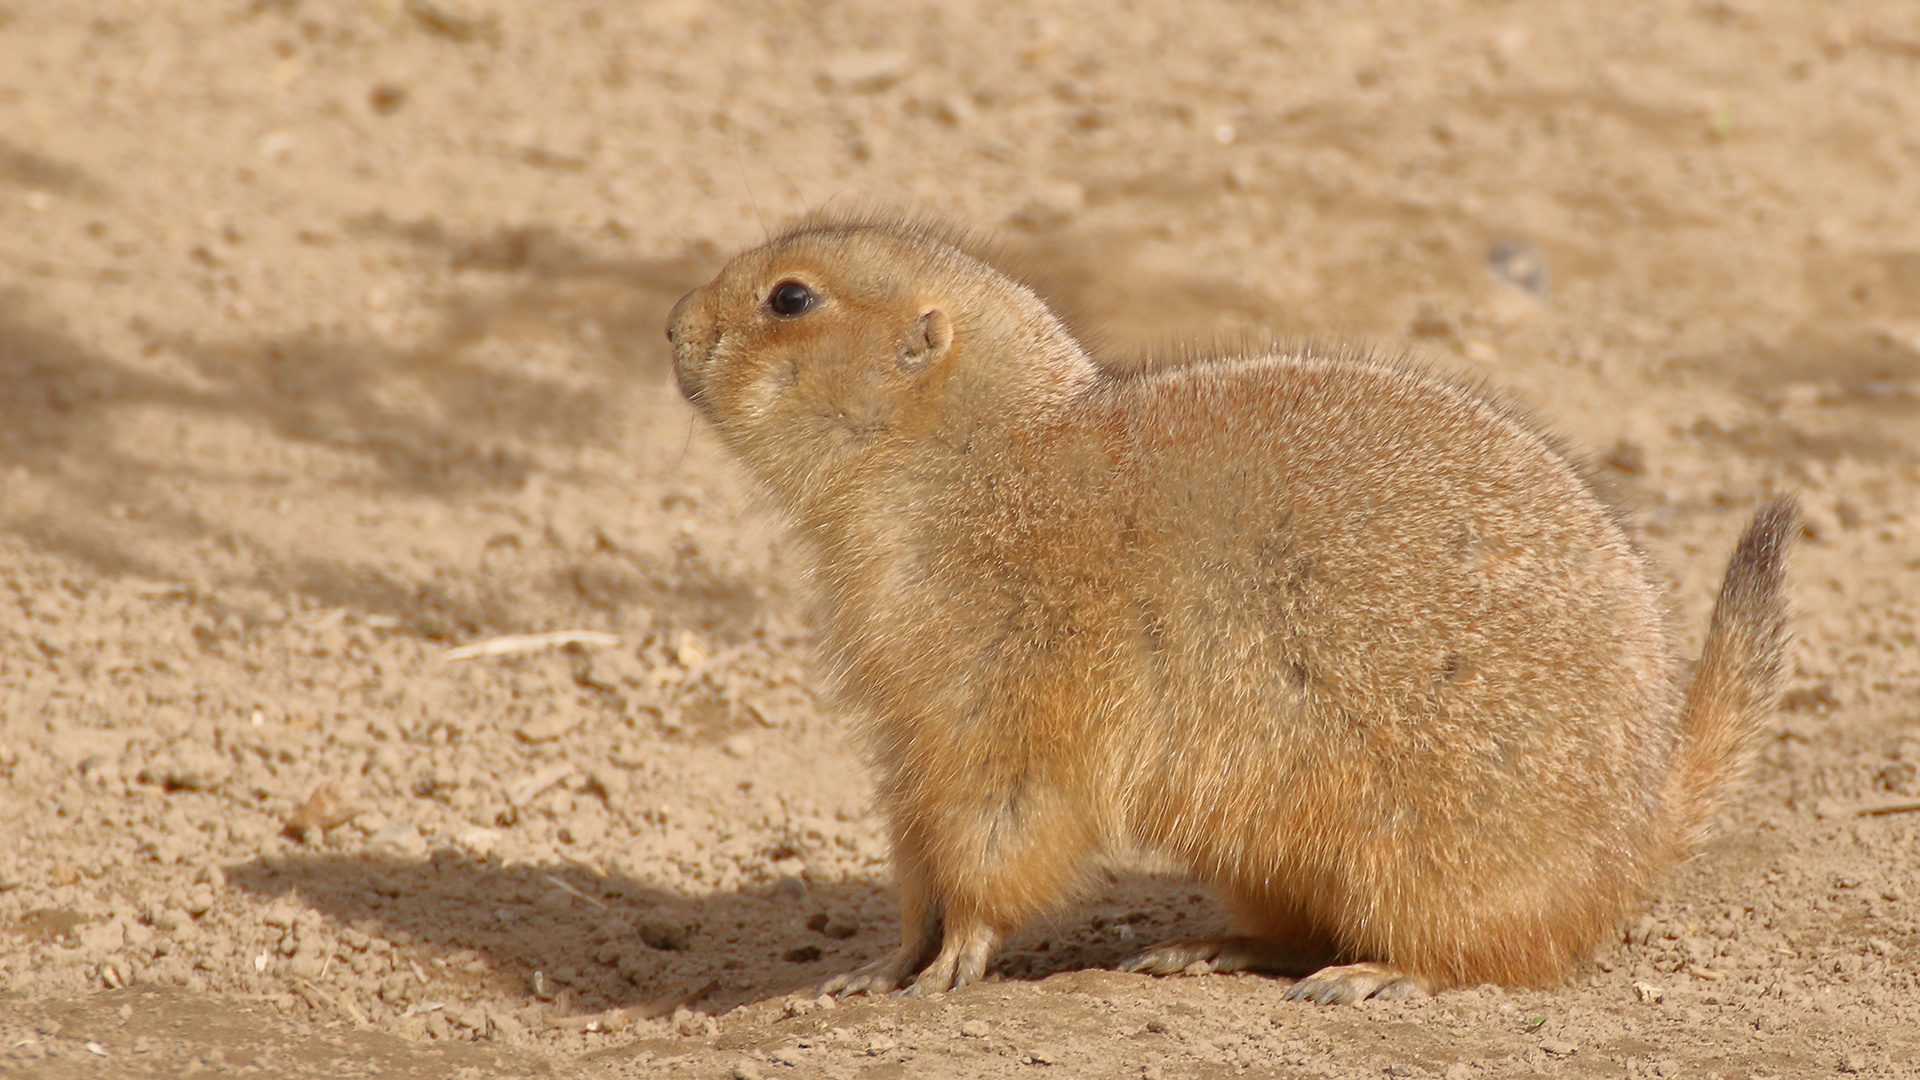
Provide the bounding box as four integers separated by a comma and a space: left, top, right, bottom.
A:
818, 957, 908, 998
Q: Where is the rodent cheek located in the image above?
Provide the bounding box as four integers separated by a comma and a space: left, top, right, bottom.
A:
737, 357, 799, 421
669, 339, 710, 406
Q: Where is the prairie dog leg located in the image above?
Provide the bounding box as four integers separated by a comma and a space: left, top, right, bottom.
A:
818, 856, 940, 997
861, 782, 1092, 997
904, 918, 1000, 996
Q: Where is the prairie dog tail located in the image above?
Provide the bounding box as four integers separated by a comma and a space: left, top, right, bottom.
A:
1664, 495, 1801, 854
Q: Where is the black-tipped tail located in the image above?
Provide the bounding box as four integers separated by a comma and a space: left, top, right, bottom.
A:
1665, 495, 1800, 852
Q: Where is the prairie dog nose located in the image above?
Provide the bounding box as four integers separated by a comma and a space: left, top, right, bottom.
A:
665, 287, 698, 343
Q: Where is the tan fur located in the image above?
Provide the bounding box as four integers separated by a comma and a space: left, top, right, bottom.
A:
666, 217, 1798, 1003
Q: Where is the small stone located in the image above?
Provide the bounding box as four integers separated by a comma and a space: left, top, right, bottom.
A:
672, 1008, 714, 1037
1486, 239, 1550, 297
784, 945, 822, 963
284, 781, 361, 838
1633, 981, 1664, 1004
516, 708, 582, 743
722, 734, 755, 759
1841, 1052, 1868, 1073
640, 916, 690, 951
366, 823, 428, 860
454, 827, 502, 858
1540, 1039, 1578, 1058
558, 813, 606, 845
1007, 181, 1085, 230
1603, 440, 1646, 475
960, 1019, 990, 1038
369, 83, 408, 114
140, 745, 232, 791
486, 1013, 526, 1045
732, 1061, 765, 1080
819, 49, 910, 92
865, 1035, 897, 1055
674, 630, 710, 677
586, 766, 631, 799
806, 911, 858, 938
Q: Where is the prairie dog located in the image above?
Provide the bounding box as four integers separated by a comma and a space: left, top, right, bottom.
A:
665, 217, 1797, 1004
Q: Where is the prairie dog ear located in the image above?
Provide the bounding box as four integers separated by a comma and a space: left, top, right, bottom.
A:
896, 308, 953, 373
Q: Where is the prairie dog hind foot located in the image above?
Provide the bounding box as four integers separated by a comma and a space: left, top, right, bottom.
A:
1281, 962, 1434, 1005
1120, 935, 1328, 977
816, 953, 916, 998
1124, 938, 1427, 1003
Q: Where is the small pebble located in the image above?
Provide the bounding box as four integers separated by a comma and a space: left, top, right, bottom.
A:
515, 709, 582, 743
453, 827, 502, 858
1486, 239, 1550, 297
284, 780, 361, 838
639, 916, 690, 951
366, 823, 428, 860
960, 1019, 990, 1038
818, 49, 909, 92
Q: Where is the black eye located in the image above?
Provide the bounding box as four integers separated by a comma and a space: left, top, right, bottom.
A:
767, 280, 815, 317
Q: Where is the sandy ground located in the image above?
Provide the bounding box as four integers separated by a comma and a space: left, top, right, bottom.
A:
1, 0, 1918, 1077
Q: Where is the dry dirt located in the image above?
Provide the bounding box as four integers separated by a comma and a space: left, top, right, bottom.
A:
2, 1, 1918, 1077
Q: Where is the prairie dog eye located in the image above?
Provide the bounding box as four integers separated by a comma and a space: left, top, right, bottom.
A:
766, 280, 816, 317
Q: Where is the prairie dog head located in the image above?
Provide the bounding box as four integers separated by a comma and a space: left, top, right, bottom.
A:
667, 221, 1095, 510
